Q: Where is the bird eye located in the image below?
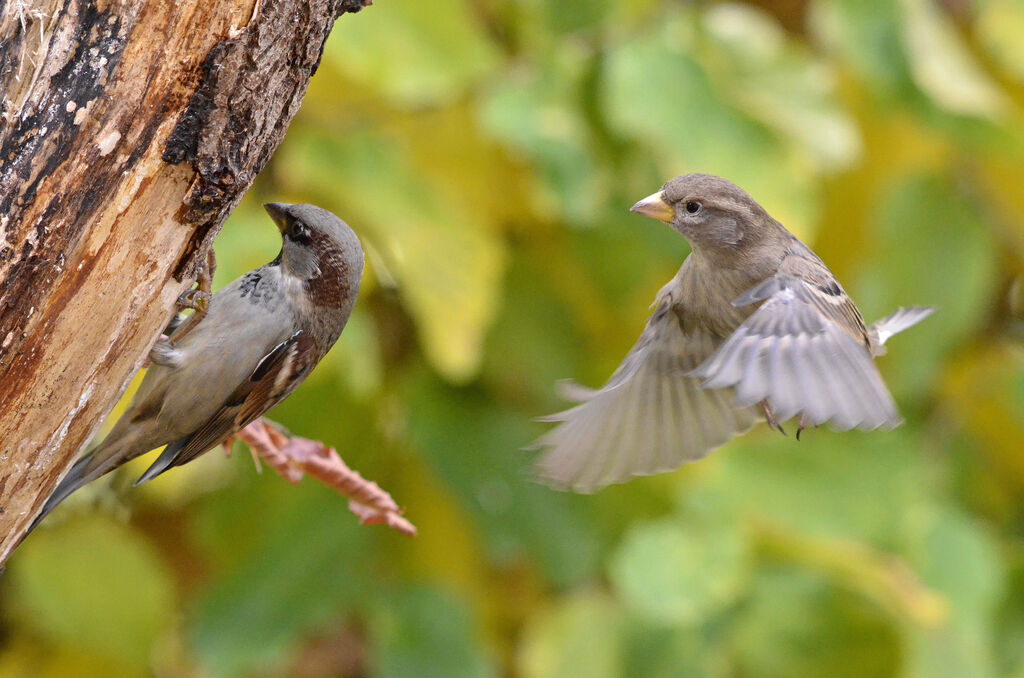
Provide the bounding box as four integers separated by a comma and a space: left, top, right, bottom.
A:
289, 221, 310, 244
685, 201, 701, 214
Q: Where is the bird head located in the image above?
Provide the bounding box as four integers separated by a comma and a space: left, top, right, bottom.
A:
630, 173, 772, 252
263, 202, 364, 307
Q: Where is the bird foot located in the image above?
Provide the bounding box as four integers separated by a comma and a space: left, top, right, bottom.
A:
760, 400, 786, 436
165, 250, 217, 343
176, 288, 212, 314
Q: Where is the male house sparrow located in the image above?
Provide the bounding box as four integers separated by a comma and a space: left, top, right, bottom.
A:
536, 174, 932, 493
32, 203, 364, 527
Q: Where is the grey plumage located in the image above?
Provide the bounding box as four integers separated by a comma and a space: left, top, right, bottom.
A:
535, 174, 932, 493
32, 203, 364, 530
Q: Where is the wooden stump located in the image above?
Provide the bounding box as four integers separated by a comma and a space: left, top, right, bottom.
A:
0, 0, 367, 563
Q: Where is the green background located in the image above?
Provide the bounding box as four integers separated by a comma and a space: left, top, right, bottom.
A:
3, 0, 1024, 676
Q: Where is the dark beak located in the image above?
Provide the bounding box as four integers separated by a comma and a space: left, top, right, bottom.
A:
263, 202, 292, 233
630, 191, 674, 223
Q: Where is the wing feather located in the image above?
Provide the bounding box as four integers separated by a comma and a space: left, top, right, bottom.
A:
136, 331, 317, 483
692, 275, 900, 431
535, 296, 759, 493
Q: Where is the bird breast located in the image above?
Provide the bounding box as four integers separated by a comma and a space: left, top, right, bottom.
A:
670, 257, 765, 338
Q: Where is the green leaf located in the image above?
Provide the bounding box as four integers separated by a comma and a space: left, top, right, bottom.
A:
702, 4, 861, 171
401, 369, 602, 585
478, 45, 606, 224
901, 508, 1004, 678
995, 559, 1024, 678
530, 0, 614, 35
684, 430, 932, 547
370, 585, 497, 678
278, 130, 506, 382
190, 486, 373, 678
899, 0, 1010, 119
7, 517, 175, 668
601, 10, 820, 234
325, 0, 500, 106
213, 201, 285, 291
608, 517, 750, 624
855, 172, 999, 403
479, 254, 587, 405
808, 0, 912, 89
730, 568, 901, 678
977, 0, 1024, 83
622, 623, 723, 678
518, 591, 624, 678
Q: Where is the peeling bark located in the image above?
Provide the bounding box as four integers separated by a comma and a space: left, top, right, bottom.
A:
0, 0, 367, 563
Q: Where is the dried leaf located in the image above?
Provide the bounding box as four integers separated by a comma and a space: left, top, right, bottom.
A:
231, 420, 416, 537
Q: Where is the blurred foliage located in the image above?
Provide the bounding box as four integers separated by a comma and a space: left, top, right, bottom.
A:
3, 0, 1024, 676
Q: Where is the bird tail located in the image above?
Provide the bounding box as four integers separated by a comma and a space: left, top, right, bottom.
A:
21, 429, 141, 538
134, 437, 190, 486
22, 454, 101, 538
868, 306, 935, 356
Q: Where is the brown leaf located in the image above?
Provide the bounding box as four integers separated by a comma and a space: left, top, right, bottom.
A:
232, 419, 416, 536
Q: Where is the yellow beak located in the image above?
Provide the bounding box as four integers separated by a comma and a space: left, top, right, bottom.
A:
630, 191, 674, 223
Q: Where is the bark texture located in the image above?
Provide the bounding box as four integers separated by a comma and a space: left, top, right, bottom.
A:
0, 0, 366, 563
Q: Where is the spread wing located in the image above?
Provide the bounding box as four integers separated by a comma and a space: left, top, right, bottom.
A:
135, 330, 317, 484
534, 295, 759, 493
690, 273, 901, 431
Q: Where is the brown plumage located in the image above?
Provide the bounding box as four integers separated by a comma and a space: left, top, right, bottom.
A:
535, 174, 932, 493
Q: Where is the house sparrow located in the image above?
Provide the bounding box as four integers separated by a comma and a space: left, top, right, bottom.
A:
535, 174, 932, 493
31, 203, 364, 528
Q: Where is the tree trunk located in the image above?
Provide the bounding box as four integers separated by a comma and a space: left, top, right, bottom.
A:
0, 0, 366, 564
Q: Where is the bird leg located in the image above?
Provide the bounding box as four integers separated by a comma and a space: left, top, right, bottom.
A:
147, 250, 216, 367
760, 399, 786, 436
166, 249, 217, 343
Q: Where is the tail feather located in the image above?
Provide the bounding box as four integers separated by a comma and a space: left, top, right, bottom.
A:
868, 306, 935, 356
134, 437, 190, 486
23, 454, 98, 537
21, 421, 158, 540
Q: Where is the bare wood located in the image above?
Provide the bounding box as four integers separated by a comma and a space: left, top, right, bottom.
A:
0, 0, 367, 563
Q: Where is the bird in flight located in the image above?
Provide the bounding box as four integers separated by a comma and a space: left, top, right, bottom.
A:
535, 173, 932, 493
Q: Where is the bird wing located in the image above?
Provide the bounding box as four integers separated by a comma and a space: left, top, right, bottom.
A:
135, 330, 317, 484
690, 273, 901, 431
534, 294, 760, 493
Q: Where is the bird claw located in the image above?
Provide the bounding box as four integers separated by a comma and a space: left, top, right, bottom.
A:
176, 288, 212, 314
795, 415, 816, 441
165, 250, 217, 343
760, 400, 786, 436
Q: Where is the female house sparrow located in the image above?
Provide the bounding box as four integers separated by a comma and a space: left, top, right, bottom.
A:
536, 174, 932, 493
32, 203, 364, 528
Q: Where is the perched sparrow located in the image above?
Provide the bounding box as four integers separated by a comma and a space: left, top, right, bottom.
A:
32, 203, 364, 527
535, 174, 932, 493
